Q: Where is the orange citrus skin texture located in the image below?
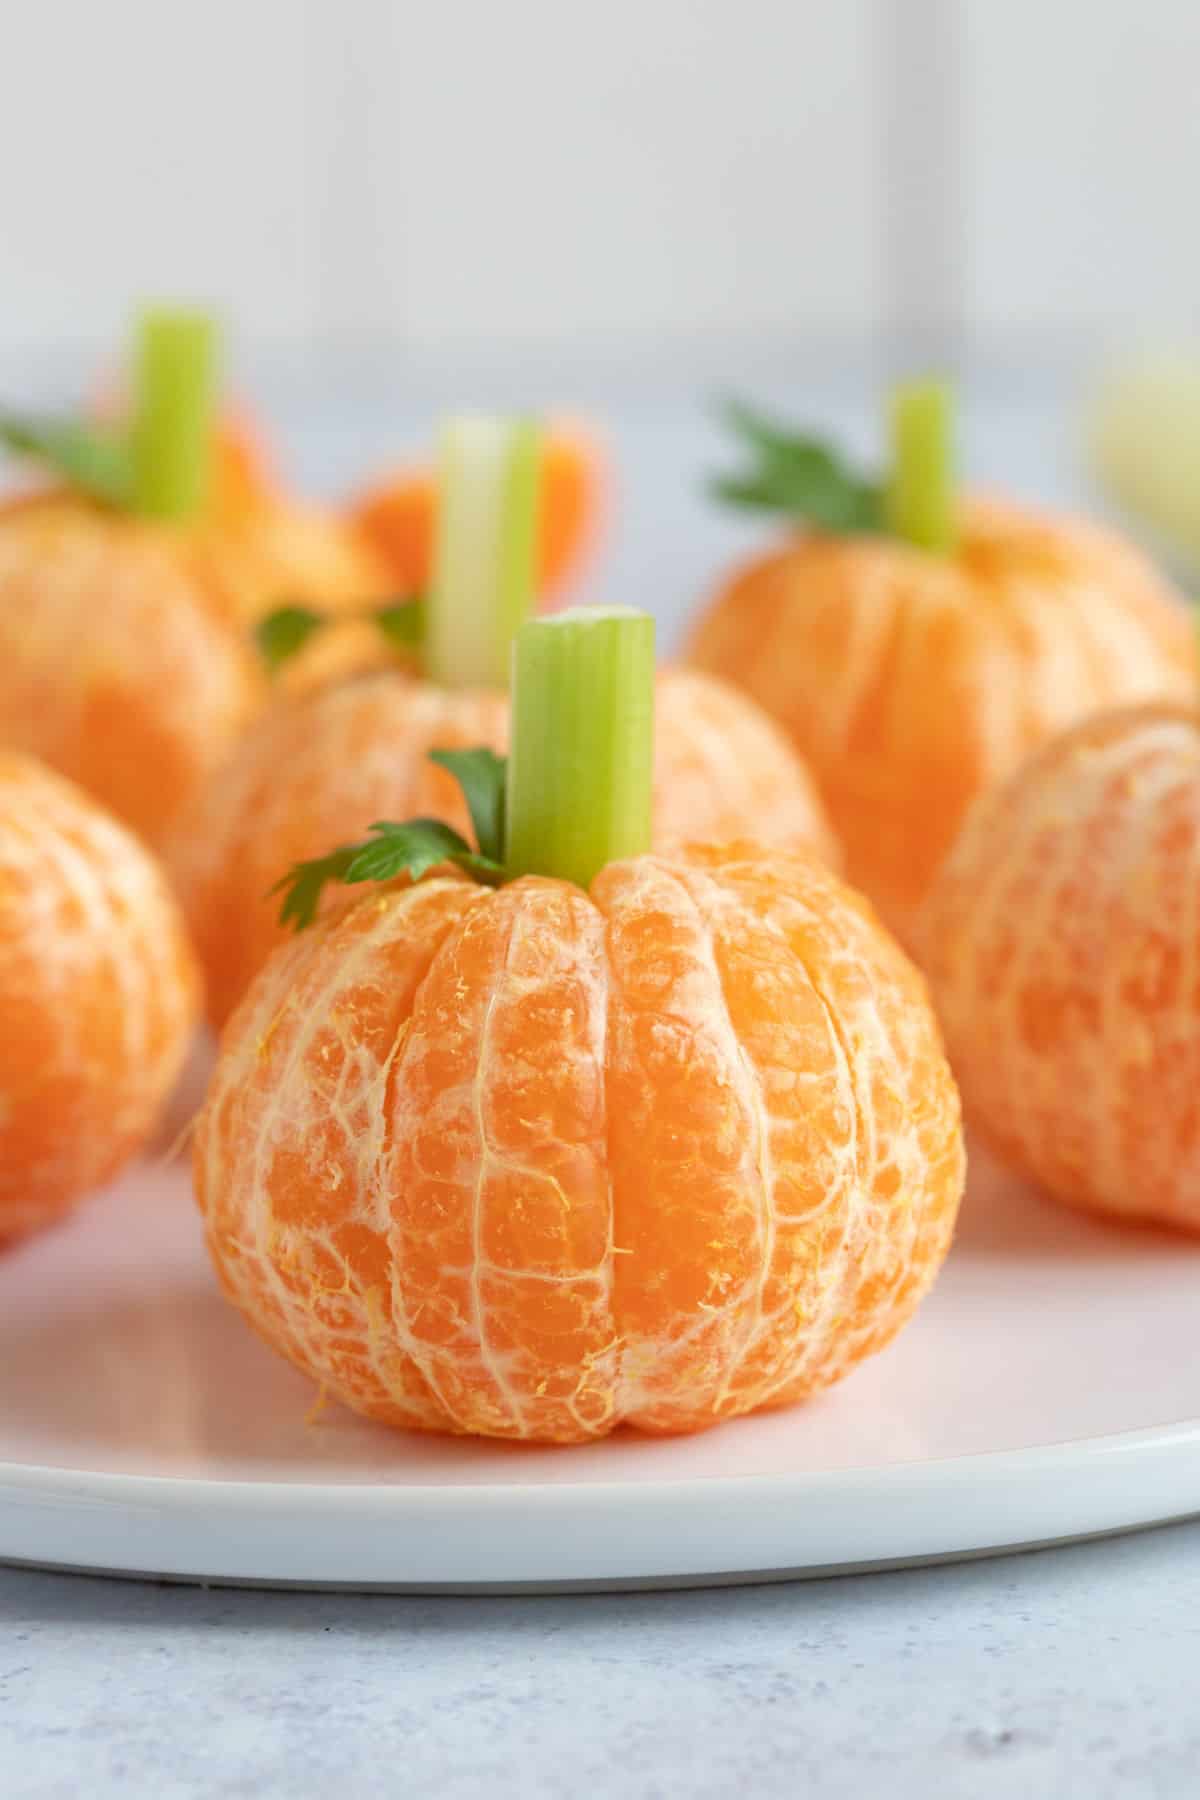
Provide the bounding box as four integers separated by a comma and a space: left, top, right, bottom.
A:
653, 670, 838, 863
0, 495, 263, 847
203, 407, 284, 524
920, 703, 1200, 1233
168, 493, 393, 635
0, 754, 199, 1242
272, 611, 421, 701
348, 424, 605, 602
172, 667, 837, 1030
171, 674, 510, 1030
196, 499, 394, 628
687, 496, 1196, 939
194, 843, 964, 1442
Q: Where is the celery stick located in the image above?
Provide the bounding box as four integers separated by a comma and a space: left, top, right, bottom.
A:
131, 306, 218, 521
427, 416, 541, 688
885, 379, 957, 553
505, 607, 655, 888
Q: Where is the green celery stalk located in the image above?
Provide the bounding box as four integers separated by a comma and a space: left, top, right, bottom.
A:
505, 607, 655, 889
884, 378, 958, 553
427, 415, 541, 688
131, 306, 218, 521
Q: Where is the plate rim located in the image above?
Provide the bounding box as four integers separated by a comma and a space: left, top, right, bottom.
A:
2, 1413, 1198, 1512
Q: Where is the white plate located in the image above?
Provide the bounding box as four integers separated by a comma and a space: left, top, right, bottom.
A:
0, 1139, 1197, 1591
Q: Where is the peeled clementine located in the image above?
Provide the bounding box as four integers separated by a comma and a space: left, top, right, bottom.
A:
920, 703, 1200, 1231
208, 407, 280, 521
0, 754, 199, 1242
348, 422, 604, 601
687, 497, 1195, 939
198, 498, 394, 628
171, 674, 509, 1028
172, 667, 837, 1029
653, 670, 838, 862
194, 842, 963, 1441
0, 495, 262, 847
272, 612, 421, 699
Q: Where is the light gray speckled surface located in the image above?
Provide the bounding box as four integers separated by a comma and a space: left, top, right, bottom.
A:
2, 1522, 1200, 1798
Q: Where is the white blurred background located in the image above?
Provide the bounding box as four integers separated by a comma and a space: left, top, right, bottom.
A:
1, 0, 1196, 632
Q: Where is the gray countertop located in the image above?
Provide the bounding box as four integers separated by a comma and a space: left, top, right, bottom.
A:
4, 1520, 1199, 1798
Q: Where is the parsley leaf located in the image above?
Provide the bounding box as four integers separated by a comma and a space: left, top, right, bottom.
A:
0, 414, 133, 508
375, 596, 426, 649
272, 814, 505, 931
254, 595, 427, 674
271, 842, 361, 931
710, 396, 884, 534
255, 605, 327, 673
340, 819, 503, 889
428, 747, 507, 864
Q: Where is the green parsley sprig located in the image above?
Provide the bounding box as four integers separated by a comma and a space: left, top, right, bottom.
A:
271, 746, 506, 929
0, 416, 134, 508
711, 398, 884, 532
254, 596, 426, 675
710, 381, 957, 552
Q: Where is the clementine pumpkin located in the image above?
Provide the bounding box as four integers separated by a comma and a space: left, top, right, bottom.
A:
920, 702, 1200, 1231
0, 754, 199, 1242
195, 832, 961, 1440
194, 494, 394, 628
687, 393, 1195, 939
0, 310, 392, 845
0, 493, 262, 847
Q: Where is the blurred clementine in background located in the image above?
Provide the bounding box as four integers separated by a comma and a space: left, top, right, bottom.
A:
0, 493, 263, 847
194, 491, 393, 628
920, 702, 1200, 1232
0, 310, 399, 847
688, 391, 1196, 942
653, 669, 837, 859
171, 671, 509, 1027
349, 421, 605, 601
0, 754, 198, 1243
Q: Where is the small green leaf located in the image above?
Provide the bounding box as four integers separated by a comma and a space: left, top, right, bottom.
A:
255, 605, 327, 673
256, 596, 426, 675
711, 396, 884, 534
271, 813, 504, 932
722, 396, 816, 463
357, 826, 503, 889
270, 843, 360, 931
0, 414, 133, 508
342, 818, 479, 885
428, 747, 507, 864
375, 596, 426, 649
